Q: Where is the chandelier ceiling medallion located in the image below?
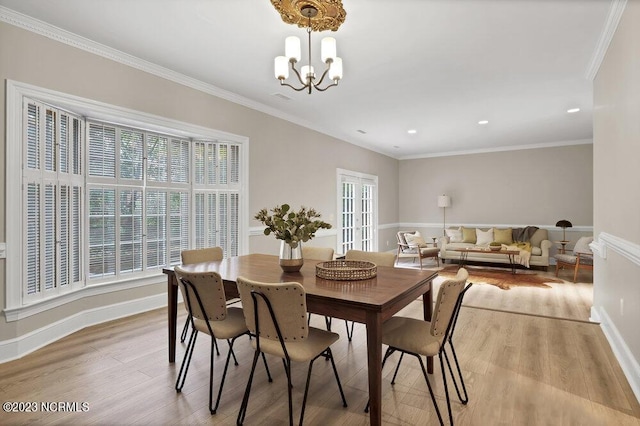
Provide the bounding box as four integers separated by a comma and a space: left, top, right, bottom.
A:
271, 0, 346, 94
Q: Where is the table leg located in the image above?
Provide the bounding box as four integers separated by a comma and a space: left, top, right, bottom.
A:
458, 251, 467, 269
508, 254, 516, 275
423, 283, 434, 374
365, 311, 383, 426
168, 273, 178, 363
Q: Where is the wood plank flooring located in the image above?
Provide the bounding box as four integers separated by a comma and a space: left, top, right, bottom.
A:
1, 273, 638, 425
401, 259, 594, 322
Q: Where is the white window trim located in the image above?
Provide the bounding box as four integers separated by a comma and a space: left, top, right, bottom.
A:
4, 80, 250, 319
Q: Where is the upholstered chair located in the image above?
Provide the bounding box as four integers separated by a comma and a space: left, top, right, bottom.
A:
342, 250, 396, 340
396, 231, 440, 269
345, 249, 395, 266
366, 268, 470, 426
236, 277, 348, 426
180, 247, 224, 344
302, 246, 335, 331
554, 236, 594, 282
173, 267, 271, 415
301, 246, 334, 261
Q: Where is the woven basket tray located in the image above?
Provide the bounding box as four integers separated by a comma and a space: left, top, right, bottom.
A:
315, 260, 377, 281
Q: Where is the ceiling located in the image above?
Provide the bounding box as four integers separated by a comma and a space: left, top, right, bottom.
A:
0, 0, 613, 159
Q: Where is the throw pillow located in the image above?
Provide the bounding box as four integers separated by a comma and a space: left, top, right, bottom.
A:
493, 228, 513, 245
445, 227, 463, 243
476, 228, 494, 247
405, 232, 427, 247
462, 227, 477, 244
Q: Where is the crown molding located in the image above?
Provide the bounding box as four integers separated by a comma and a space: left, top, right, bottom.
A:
399, 138, 593, 160
0, 6, 396, 160
585, 0, 627, 81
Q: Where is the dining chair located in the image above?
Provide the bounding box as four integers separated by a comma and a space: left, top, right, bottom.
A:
180, 247, 224, 345
366, 268, 469, 426
173, 266, 272, 415
302, 246, 336, 330
342, 250, 396, 341
301, 246, 334, 262
236, 277, 348, 426
389, 281, 474, 407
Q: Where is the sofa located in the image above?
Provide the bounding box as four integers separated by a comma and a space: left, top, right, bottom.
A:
439, 226, 552, 268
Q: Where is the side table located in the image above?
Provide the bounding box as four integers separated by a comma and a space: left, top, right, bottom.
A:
555, 240, 570, 254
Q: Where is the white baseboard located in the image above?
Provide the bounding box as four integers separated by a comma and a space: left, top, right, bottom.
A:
594, 305, 640, 404
0, 294, 167, 363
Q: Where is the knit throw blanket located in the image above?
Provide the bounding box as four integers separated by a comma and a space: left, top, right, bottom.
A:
512, 226, 539, 243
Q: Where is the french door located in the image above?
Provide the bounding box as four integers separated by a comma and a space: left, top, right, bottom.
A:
337, 169, 378, 254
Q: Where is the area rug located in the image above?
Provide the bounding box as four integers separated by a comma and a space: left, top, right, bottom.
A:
438, 265, 563, 290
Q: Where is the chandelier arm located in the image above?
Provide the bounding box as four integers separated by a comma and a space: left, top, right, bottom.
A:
313, 64, 332, 87
289, 62, 307, 86
279, 80, 310, 92
312, 80, 339, 92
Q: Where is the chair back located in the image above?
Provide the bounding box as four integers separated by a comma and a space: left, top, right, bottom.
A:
237, 276, 308, 342
345, 250, 395, 267
302, 246, 334, 261
430, 268, 468, 338
174, 266, 228, 325
181, 247, 223, 264
573, 236, 593, 255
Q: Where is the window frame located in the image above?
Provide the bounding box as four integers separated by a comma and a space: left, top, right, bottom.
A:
5, 80, 250, 320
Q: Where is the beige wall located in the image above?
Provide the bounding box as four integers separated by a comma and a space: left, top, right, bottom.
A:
593, 0, 640, 390
0, 22, 399, 343
398, 144, 594, 249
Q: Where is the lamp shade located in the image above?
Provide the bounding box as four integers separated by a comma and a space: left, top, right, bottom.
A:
438, 195, 451, 208
555, 220, 573, 229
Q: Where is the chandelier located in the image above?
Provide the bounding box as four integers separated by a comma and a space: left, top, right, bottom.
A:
273, 4, 344, 94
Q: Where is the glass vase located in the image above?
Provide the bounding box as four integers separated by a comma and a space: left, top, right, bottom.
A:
279, 241, 303, 272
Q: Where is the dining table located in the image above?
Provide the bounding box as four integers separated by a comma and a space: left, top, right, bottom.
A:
162, 253, 437, 426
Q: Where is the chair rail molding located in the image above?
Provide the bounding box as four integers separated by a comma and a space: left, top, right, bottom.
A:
593, 232, 640, 265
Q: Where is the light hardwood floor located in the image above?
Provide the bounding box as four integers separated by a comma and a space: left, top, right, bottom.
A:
1, 273, 638, 425
402, 259, 595, 322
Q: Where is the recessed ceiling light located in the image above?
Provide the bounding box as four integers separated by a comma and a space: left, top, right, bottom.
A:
567, 108, 580, 113
407, 129, 417, 134
478, 120, 489, 125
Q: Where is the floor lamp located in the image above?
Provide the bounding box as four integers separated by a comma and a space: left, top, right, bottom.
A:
438, 195, 451, 236
555, 219, 573, 241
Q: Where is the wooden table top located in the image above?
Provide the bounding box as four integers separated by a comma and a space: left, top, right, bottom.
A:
165, 253, 437, 311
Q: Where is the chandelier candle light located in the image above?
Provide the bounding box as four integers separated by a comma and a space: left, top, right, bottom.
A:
274, 5, 343, 94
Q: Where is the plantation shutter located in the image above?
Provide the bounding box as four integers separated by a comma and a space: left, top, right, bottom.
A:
23, 99, 84, 301
146, 190, 167, 269
88, 187, 116, 278
120, 128, 144, 181
169, 191, 189, 264
120, 189, 143, 273
147, 134, 168, 182
88, 123, 116, 178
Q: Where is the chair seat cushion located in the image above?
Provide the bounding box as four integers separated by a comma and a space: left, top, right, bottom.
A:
555, 253, 592, 265
554, 254, 577, 264
253, 327, 339, 362
419, 247, 439, 256
193, 307, 248, 339
382, 317, 441, 356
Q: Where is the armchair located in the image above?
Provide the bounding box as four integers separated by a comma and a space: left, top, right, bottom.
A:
554, 236, 594, 282
396, 231, 440, 269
